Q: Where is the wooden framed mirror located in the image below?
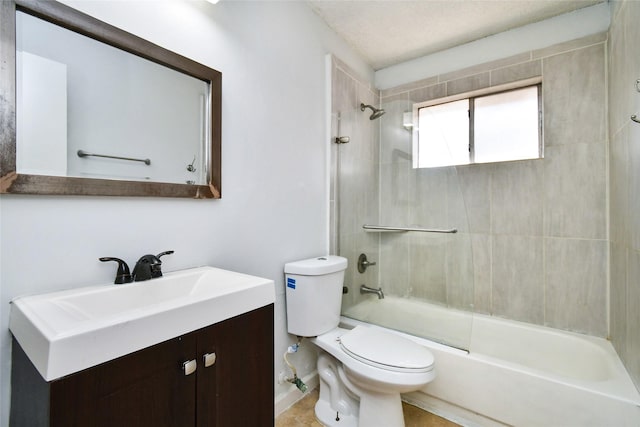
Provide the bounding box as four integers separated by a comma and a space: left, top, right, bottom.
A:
0, 0, 221, 198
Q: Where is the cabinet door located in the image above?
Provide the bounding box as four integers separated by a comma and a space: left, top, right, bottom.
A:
50, 333, 198, 427
196, 304, 274, 427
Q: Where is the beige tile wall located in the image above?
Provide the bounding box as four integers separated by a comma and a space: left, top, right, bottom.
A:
609, 0, 640, 390
330, 57, 381, 308
378, 33, 609, 337
332, 2, 640, 391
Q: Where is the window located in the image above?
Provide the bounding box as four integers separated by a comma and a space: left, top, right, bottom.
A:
414, 84, 542, 168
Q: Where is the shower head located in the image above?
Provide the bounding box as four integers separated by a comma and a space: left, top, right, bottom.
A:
360, 103, 386, 120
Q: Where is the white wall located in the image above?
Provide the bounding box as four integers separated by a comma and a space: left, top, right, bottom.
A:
0, 1, 373, 424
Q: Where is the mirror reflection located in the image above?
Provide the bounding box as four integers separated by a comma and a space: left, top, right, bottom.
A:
16, 10, 209, 186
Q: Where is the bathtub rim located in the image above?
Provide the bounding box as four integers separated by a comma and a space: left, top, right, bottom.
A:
339, 312, 640, 406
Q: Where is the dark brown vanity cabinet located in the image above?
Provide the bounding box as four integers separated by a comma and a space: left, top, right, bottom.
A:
10, 304, 274, 427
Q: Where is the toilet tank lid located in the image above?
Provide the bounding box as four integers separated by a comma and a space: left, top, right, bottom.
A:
284, 256, 347, 275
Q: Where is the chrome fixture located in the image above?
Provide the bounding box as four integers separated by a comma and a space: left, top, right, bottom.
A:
77, 149, 151, 165
334, 136, 350, 144
363, 224, 458, 234
187, 156, 197, 172
360, 103, 385, 120
360, 284, 384, 299
357, 253, 377, 273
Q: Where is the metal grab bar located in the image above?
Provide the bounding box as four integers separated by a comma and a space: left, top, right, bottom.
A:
363, 224, 458, 234
77, 149, 151, 165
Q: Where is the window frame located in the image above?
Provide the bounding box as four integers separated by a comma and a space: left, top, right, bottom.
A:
412, 77, 543, 168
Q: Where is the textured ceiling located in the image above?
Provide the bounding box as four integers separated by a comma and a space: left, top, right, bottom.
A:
307, 0, 605, 70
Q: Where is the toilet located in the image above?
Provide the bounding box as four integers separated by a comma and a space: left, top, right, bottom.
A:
284, 256, 435, 427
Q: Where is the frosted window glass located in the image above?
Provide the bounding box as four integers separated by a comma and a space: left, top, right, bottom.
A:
417, 99, 469, 168
474, 86, 539, 163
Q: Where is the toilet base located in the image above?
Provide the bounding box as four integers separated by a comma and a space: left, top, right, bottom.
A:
315, 399, 358, 427
314, 383, 406, 427
315, 352, 406, 427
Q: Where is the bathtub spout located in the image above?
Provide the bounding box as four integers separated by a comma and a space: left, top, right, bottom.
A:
360, 285, 384, 299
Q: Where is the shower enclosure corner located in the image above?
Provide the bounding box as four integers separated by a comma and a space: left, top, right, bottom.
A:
329, 57, 475, 351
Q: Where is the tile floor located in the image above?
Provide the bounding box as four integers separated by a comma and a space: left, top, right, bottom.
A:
275, 389, 460, 427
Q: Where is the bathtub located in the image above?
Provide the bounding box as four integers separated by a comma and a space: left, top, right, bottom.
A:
341, 296, 640, 426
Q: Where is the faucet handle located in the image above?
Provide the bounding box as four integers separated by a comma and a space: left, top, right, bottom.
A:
153, 251, 174, 278
157, 250, 174, 259
99, 257, 133, 284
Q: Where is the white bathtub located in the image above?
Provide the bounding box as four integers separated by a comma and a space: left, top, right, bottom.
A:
341, 296, 640, 426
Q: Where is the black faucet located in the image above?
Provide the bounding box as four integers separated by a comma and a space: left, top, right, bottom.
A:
132, 250, 174, 281
99, 257, 133, 284
100, 250, 174, 284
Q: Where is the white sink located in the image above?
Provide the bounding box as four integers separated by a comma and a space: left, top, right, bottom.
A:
9, 266, 275, 381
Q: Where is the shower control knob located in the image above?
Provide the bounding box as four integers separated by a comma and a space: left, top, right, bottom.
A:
357, 253, 376, 273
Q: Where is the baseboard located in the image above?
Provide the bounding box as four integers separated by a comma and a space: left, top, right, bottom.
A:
275, 371, 319, 417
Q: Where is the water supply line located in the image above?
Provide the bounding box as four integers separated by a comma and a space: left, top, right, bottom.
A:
283, 338, 308, 393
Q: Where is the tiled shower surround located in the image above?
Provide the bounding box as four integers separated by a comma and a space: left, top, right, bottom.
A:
379, 34, 608, 337
333, 32, 609, 340
609, 0, 640, 391
333, 1, 640, 391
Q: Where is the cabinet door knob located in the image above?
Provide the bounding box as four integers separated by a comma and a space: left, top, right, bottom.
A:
182, 359, 197, 376
203, 352, 216, 368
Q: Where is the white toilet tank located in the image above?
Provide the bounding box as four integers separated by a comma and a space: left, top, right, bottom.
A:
284, 256, 347, 337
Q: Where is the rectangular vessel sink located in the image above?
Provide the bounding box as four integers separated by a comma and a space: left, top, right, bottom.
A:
10, 266, 275, 381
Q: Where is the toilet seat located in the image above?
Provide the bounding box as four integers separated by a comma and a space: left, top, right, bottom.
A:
312, 326, 436, 396
338, 326, 434, 373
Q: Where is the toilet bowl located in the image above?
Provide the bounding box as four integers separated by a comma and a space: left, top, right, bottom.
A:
311, 326, 434, 427
284, 256, 436, 427
315, 326, 434, 391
